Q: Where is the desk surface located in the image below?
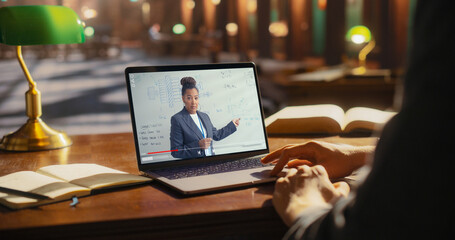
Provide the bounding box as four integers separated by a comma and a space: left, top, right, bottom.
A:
0, 132, 375, 239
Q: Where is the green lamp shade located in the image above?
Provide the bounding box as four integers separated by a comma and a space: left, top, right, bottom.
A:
0, 5, 85, 45
346, 25, 372, 44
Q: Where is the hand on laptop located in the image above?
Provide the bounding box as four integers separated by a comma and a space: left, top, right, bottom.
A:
199, 138, 212, 149
261, 141, 374, 179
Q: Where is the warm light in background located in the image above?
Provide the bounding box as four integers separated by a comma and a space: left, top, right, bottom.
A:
346, 25, 372, 44
317, 0, 327, 10
226, 22, 238, 36
142, 2, 150, 24
186, 0, 195, 9
269, 21, 288, 37
172, 23, 186, 34
82, 6, 97, 19
211, 0, 221, 5
247, 0, 257, 13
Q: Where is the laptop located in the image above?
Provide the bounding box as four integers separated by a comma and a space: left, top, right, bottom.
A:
125, 62, 277, 194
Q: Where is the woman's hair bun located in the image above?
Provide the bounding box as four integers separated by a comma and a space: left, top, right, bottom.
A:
181, 77, 196, 86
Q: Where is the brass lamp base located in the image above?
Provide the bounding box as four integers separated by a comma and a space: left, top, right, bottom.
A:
348, 67, 392, 79
0, 118, 72, 151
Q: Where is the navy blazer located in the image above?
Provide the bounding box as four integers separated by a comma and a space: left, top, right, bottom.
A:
170, 107, 237, 159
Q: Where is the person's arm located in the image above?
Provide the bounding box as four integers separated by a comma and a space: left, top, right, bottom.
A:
268, 1, 455, 239
206, 115, 238, 141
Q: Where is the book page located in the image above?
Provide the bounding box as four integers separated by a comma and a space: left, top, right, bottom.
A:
265, 104, 346, 134
0, 171, 90, 209
37, 163, 151, 190
289, 66, 345, 82
343, 107, 396, 132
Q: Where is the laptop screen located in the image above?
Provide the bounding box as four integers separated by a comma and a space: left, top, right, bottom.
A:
125, 63, 268, 168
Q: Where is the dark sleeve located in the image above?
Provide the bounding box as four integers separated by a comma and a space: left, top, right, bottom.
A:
283, 205, 332, 240
211, 120, 237, 141
285, 1, 455, 239
170, 115, 202, 159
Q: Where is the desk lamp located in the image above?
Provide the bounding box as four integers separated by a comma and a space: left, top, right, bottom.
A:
346, 25, 374, 75
0, 5, 85, 151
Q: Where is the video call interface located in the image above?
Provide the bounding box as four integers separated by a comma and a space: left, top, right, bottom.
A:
129, 67, 268, 164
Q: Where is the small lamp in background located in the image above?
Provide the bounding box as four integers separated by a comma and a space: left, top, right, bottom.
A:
346, 25, 391, 78
0, 5, 85, 151
346, 25, 375, 75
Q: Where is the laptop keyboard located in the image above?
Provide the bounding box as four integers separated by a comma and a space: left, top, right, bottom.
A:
154, 156, 267, 180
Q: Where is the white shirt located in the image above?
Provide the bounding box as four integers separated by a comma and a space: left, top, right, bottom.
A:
189, 113, 212, 156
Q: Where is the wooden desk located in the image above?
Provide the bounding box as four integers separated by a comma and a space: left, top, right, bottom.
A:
0, 133, 375, 239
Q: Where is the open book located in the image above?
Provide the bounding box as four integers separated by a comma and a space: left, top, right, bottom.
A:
0, 163, 151, 209
265, 104, 396, 135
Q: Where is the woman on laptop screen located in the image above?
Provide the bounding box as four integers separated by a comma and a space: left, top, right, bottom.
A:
170, 77, 240, 159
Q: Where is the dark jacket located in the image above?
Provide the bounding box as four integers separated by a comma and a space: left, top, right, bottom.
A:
170, 107, 236, 159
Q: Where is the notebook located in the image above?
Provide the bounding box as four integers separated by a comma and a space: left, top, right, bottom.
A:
125, 62, 277, 194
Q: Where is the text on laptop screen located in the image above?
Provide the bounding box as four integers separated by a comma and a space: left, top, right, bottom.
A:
128, 67, 267, 164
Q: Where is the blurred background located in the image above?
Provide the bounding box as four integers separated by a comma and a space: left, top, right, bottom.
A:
0, 0, 414, 136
